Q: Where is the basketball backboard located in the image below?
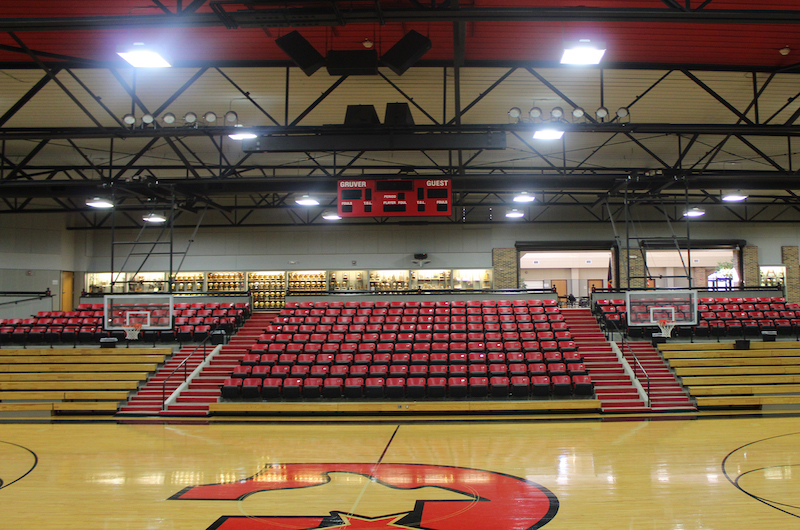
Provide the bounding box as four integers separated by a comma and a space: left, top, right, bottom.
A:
103, 294, 174, 331
625, 290, 698, 327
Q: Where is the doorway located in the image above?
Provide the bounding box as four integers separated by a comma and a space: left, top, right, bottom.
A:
551, 279, 568, 300
61, 271, 74, 312
587, 279, 604, 293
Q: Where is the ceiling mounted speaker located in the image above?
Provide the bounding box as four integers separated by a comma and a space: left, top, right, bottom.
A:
326, 50, 379, 76
344, 105, 381, 126
275, 31, 325, 77
381, 31, 432, 75
384, 103, 415, 126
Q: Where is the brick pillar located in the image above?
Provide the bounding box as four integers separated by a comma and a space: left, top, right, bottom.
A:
781, 246, 799, 303
742, 246, 759, 288
492, 248, 519, 289
619, 247, 646, 289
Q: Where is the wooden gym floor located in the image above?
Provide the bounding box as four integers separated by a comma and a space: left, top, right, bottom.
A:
2, 414, 800, 529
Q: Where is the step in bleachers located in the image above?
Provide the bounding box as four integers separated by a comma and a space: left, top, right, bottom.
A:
221, 300, 594, 401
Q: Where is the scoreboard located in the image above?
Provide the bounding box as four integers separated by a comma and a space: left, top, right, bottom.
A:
338, 178, 452, 217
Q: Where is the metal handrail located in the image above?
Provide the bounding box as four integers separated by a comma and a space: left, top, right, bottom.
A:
161, 336, 213, 409
605, 316, 651, 408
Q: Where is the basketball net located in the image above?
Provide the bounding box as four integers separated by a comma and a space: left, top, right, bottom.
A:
656, 319, 675, 338
123, 324, 142, 340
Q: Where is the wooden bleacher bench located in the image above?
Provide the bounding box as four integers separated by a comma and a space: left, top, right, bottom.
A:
0, 347, 172, 415
659, 341, 800, 409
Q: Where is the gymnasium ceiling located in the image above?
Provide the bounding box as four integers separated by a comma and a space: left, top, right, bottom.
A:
2, 1, 800, 228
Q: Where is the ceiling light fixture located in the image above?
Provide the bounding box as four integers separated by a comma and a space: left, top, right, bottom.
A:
572, 107, 585, 118
561, 40, 606, 65
683, 207, 706, 217
86, 197, 114, 209
141, 114, 155, 124
117, 43, 171, 68
505, 209, 525, 219
322, 212, 342, 220
551, 107, 564, 119
228, 131, 258, 140
224, 111, 238, 123
508, 107, 522, 119
203, 112, 217, 123
184, 112, 197, 124
162, 112, 176, 124
616, 107, 629, 118
529, 107, 542, 119
533, 129, 565, 140
596, 107, 609, 119
122, 114, 136, 125
722, 193, 748, 202
142, 212, 167, 223
513, 192, 535, 203
295, 194, 320, 206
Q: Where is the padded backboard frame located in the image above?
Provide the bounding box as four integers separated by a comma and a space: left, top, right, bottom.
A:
103, 294, 174, 330
625, 290, 698, 327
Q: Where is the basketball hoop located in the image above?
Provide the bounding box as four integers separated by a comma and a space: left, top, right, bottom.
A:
123, 324, 142, 340
656, 319, 676, 338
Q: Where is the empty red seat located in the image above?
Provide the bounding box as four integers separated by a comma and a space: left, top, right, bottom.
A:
220, 378, 243, 399
323, 378, 344, 398
531, 375, 551, 396
241, 378, 262, 398
551, 375, 572, 396
365, 377, 385, 398
232, 365, 252, 379
510, 376, 530, 397
386, 377, 406, 398
261, 378, 282, 399
573, 375, 594, 396
309, 365, 329, 378
448, 376, 468, 398
567, 363, 587, 375
344, 378, 364, 398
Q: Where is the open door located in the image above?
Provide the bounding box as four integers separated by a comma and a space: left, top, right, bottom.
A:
61, 271, 74, 312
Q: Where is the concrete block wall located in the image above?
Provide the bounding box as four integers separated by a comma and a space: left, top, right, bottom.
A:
781, 246, 799, 303
491, 248, 518, 289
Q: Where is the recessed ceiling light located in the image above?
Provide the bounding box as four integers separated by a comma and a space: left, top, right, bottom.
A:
722, 193, 748, 202
322, 212, 342, 220
683, 207, 705, 217
117, 44, 171, 68
533, 129, 565, 140
506, 209, 525, 219
86, 197, 114, 209
561, 40, 606, 65
513, 192, 535, 203
142, 212, 167, 223
296, 194, 319, 206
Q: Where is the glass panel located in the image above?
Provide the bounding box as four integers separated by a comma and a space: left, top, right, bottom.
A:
329, 270, 368, 291
368, 270, 410, 292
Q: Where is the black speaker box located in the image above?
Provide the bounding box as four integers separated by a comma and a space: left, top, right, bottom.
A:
344, 105, 381, 127
384, 103, 415, 126
275, 31, 325, 77
326, 50, 379, 76
414, 253, 428, 260
381, 31, 432, 76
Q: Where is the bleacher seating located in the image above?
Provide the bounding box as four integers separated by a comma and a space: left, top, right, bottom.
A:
595, 295, 795, 340
0, 301, 249, 347
221, 299, 593, 401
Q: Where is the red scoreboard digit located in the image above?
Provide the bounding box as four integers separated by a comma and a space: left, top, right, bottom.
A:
338, 178, 452, 217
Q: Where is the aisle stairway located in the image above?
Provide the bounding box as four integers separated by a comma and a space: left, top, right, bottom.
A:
619, 341, 696, 412
116, 312, 276, 416
562, 309, 645, 412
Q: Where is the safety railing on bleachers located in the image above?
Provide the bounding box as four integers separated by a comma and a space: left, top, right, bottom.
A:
161, 338, 214, 408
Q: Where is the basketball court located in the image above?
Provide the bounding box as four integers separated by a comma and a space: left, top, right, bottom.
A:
2, 414, 800, 528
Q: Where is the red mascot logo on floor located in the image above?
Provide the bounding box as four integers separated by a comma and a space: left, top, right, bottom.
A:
170, 463, 558, 529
